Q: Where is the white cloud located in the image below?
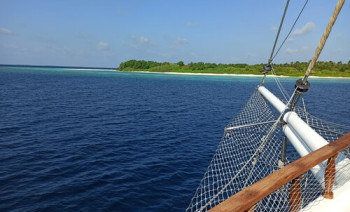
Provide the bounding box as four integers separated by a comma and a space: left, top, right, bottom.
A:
302, 46, 313, 51
0, 43, 23, 50
285, 48, 298, 54
292, 22, 315, 36
286, 38, 294, 43
137, 36, 150, 44
334, 33, 343, 39
173, 38, 188, 47
270, 25, 278, 31
0, 27, 14, 35
186, 22, 197, 28
130, 35, 153, 49
97, 42, 109, 51
244, 53, 255, 59
336, 48, 343, 52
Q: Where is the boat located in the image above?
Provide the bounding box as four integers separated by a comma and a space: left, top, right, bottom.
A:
186, 0, 350, 211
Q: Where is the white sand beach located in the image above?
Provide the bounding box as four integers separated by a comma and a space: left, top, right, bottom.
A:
119, 70, 350, 79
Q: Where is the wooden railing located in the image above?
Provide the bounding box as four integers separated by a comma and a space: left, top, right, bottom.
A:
209, 132, 350, 212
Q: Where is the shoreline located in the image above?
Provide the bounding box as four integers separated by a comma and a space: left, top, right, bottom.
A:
64, 68, 116, 72
3, 65, 349, 79
119, 70, 350, 79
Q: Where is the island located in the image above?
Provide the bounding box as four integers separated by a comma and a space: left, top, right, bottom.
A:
117, 60, 350, 78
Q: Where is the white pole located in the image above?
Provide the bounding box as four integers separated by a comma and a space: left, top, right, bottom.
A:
282, 125, 311, 157
283, 111, 329, 151
258, 86, 287, 114
283, 124, 325, 185
258, 86, 329, 152
258, 86, 350, 185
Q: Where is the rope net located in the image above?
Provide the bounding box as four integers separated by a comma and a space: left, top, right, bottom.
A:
186, 88, 350, 212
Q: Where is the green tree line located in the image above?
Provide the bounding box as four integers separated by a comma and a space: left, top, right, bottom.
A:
117, 60, 350, 77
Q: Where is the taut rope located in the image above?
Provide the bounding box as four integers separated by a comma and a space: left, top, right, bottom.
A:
268, 0, 291, 64
302, 0, 345, 83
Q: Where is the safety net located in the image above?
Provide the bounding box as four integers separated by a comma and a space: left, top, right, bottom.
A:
186, 88, 350, 212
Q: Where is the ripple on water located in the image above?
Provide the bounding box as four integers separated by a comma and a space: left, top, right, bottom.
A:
0, 67, 349, 211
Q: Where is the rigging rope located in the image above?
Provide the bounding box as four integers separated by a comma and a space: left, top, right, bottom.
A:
261, 0, 290, 85
271, 0, 309, 62
302, 0, 345, 83
270, 66, 290, 101
187, 1, 348, 211
284, 0, 346, 111
186, 89, 350, 212
268, 0, 290, 64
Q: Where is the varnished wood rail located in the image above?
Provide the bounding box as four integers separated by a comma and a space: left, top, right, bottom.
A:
209, 132, 350, 212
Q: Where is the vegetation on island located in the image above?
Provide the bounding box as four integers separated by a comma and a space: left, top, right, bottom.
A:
117, 60, 350, 77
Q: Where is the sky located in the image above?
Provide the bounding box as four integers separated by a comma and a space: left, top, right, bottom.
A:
0, 0, 349, 68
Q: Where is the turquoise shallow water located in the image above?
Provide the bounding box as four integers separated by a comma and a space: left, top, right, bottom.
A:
0, 66, 349, 211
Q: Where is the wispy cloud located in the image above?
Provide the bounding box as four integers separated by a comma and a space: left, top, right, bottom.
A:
76, 32, 90, 40
186, 22, 197, 28
244, 53, 255, 59
0, 27, 14, 35
130, 35, 153, 49
173, 38, 188, 47
334, 33, 343, 39
97, 42, 109, 51
336, 48, 343, 52
270, 25, 278, 31
292, 22, 315, 36
286, 38, 294, 43
302, 46, 313, 51
0, 43, 24, 51
285, 48, 298, 54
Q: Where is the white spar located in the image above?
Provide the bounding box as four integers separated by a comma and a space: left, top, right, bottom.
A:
258, 85, 329, 152
257, 86, 287, 114
283, 124, 325, 184
258, 85, 350, 185
283, 111, 329, 151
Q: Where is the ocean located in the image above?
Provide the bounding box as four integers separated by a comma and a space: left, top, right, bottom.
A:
0, 66, 349, 211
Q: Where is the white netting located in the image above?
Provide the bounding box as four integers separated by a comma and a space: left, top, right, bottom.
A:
186, 88, 350, 212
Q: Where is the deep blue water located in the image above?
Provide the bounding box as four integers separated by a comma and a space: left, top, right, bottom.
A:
0, 66, 349, 211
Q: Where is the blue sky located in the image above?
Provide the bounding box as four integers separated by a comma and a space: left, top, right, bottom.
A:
0, 0, 349, 67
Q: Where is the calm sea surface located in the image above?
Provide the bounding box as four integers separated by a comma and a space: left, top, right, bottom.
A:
0, 66, 349, 211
